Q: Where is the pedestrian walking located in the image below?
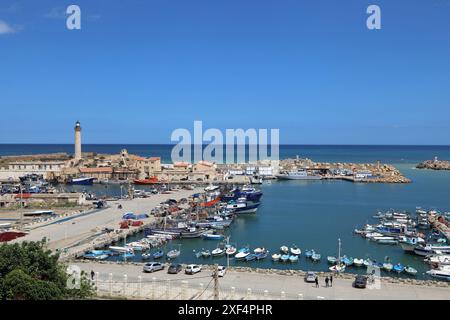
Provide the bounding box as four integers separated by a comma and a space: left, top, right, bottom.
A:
90, 270, 95, 281
325, 276, 329, 288
315, 276, 319, 288
330, 275, 333, 287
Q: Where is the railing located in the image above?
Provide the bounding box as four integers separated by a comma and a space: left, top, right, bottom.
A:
91, 272, 322, 300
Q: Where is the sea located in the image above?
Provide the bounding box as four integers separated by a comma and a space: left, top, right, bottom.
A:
1, 144, 450, 280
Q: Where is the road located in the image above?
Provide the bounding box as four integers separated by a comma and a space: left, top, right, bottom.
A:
74, 261, 450, 300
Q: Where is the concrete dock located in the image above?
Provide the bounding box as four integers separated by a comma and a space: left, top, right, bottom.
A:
12, 188, 203, 260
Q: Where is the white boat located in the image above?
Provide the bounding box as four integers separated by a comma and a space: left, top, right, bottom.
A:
405, 266, 418, 276
276, 170, 322, 180
425, 254, 450, 266
272, 253, 281, 261
327, 256, 337, 264
141, 252, 152, 259
329, 264, 346, 273
311, 253, 321, 262
167, 249, 180, 259
280, 246, 289, 254
353, 258, 364, 267
329, 238, 345, 273
204, 185, 220, 192
235, 251, 250, 260
426, 267, 450, 280
383, 263, 393, 271
365, 232, 383, 239
109, 246, 133, 253
212, 248, 225, 256
290, 246, 301, 255
225, 247, 237, 256
254, 247, 266, 254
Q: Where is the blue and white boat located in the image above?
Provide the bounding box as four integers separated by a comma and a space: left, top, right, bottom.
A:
203, 233, 225, 240
280, 254, 290, 262
393, 263, 405, 273
289, 255, 299, 263
70, 177, 96, 185
305, 249, 315, 259
245, 253, 257, 261
226, 199, 260, 214
235, 248, 250, 260
222, 186, 263, 203
152, 250, 164, 259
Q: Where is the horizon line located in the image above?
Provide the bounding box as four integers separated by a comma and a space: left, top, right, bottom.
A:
1, 143, 450, 147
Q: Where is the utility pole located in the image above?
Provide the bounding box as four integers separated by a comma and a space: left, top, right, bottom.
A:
213, 263, 219, 300
19, 184, 24, 230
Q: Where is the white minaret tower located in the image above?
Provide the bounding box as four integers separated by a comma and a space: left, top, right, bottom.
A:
74, 121, 82, 161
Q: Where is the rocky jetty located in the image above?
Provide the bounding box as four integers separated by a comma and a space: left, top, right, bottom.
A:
417, 159, 450, 170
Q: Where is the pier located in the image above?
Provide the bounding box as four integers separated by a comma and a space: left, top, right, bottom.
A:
12, 187, 204, 261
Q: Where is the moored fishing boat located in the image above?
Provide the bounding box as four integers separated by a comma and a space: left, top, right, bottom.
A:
383, 262, 393, 271
235, 249, 250, 260
393, 263, 405, 273
142, 252, 152, 260
225, 246, 237, 256
311, 253, 321, 262
152, 250, 164, 259
289, 255, 299, 263
211, 248, 225, 257
425, 254, 450, 266
167, 249, 180, 259
254, 247, 267, 254
426, 266, 450, 280
280, 254, 290, 262
363, 259, 374, 267
255, 251, 268, 260
353, 258, 364, 267
201, 249, 211, 258
341, 256, 353, 266
272, 253, 281, 261
203, 233, 225, 240
280, 246, 289, 254
290, 245, 301, 255
405, 266, 418, 275
245, 253, 257, 261
70, 177, 95, 185
414, 244, 450, 257
305, 249, 314, 259
329, 264, 345, 272
327, 256, 337, 264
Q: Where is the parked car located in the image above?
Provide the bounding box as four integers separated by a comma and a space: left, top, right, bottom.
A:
185, 264, 202, 275
168, 263, 182, 274
143, 262, 164, 273
304, 271, 316, 283
354, 275, 368, 288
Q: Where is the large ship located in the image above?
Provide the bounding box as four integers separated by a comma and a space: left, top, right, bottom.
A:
276, 170, 322, 180
133, 176, 158, 185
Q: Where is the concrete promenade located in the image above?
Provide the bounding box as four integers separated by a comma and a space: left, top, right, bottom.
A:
74, 261, 450, 300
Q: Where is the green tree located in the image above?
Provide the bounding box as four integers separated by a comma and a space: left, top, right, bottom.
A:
0, 239, 94, 300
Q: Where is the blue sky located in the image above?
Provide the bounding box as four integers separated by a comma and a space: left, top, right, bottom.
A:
1, 0, 450, 144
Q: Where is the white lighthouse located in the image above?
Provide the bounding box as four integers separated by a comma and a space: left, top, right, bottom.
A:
74, 121, 82, 161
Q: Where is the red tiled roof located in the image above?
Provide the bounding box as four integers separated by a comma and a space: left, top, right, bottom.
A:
149, 157, 160, 161
174, 162, 190, 167
79, 167, 113, 173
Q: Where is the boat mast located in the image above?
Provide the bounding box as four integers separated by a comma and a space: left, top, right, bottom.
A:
338, 238, 341, 263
